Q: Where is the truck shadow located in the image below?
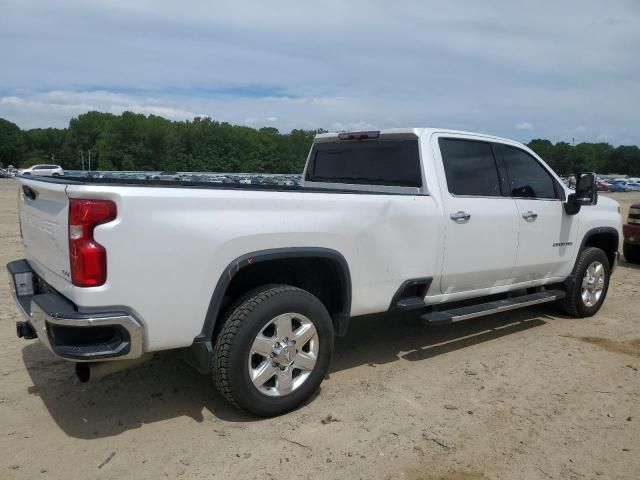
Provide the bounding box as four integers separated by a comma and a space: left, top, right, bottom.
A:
21, 344, 251, 439
332, 307, 548, 372
21, 307, 549, 439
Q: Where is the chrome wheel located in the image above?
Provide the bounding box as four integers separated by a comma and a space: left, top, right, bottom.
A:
581, 261, 605, 307
248, 313, 319, 397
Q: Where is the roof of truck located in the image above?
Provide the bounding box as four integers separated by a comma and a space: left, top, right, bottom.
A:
314, 128, 524, 146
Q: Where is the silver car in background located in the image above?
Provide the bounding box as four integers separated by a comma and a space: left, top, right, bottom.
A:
18, 164, 64, 176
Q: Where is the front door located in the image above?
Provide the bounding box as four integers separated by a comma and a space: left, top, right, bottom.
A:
495, 143, 579, 281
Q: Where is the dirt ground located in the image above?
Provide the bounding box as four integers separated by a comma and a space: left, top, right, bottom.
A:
0, 179, 638, 480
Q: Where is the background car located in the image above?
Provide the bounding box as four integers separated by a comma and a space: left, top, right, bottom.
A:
610, 181, 630, 192
0, 169, 9, 178
149, 171, 181, 180
596, 181, 611, 191
19, 164, 64, 176
626, 182, 640, 191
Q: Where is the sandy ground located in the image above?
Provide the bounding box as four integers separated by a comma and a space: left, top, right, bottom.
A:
0, 179, 638, 480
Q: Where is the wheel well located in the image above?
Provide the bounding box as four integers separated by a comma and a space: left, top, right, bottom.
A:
214, 254, 351, 338
584, 231, 618, 267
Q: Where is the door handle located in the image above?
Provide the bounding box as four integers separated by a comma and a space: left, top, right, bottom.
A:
450, 211, 471, 223
522, 211, 538, 221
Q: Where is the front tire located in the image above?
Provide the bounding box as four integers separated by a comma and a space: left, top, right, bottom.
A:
212, 285, 334, 417
623, 242, 640, 264
558, 247, 610, 317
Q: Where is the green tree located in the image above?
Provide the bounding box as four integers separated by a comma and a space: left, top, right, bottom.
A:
0, 118, 25, 166
2, 113, 639, 176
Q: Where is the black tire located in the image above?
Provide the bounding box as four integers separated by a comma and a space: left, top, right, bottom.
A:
623, 242, 640, 264
558, 247, 610, 317
212, 284, 333, 417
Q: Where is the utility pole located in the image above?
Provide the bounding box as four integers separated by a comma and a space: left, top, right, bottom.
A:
80, 149, 85, 171
88, 150, 91, 172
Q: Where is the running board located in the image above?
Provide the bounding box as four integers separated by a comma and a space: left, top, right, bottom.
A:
420, 290, 566, 325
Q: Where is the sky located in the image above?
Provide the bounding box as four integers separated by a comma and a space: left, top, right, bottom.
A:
0, 0, 639, 145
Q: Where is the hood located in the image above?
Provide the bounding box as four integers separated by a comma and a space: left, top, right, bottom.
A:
597, 195, 620, 213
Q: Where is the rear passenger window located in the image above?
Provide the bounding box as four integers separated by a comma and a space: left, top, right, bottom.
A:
439, 138, 501, 197
499, 145, 557, 199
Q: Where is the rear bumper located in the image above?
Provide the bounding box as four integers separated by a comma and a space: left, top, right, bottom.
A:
623, 223, 640, 245
7, 259, 144, 361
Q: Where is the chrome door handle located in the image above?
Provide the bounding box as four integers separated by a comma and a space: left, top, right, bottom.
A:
522, 211, 538, 221
450, 211, 471, 222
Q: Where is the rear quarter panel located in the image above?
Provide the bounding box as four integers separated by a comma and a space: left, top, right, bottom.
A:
65, 184, 443, 351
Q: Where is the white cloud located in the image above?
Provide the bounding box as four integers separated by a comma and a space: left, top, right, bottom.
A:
0, 0, 638, 144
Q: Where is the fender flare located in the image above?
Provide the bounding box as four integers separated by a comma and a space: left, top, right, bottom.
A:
185, 247, 352, 373
565, 227, 620, 291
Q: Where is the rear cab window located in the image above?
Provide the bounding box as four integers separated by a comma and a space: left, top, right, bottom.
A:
305, 139, 422, 189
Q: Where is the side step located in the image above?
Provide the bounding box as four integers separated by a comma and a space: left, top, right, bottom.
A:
420, 289, 566, 325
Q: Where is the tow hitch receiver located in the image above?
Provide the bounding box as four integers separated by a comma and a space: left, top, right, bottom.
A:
16, 321, 37, 339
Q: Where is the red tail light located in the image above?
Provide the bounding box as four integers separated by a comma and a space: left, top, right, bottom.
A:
68, 199, 117, 287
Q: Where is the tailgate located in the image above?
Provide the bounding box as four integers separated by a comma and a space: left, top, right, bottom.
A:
18, 179, 71, 284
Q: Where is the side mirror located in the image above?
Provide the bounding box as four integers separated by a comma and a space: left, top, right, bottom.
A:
564, 172, 597, 215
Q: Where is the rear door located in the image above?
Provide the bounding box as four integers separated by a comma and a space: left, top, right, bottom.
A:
19, 179, 71, 284
495, 143, 579, 281
434, 136, 520, 294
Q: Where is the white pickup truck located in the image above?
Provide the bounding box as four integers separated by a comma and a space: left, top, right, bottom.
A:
8, 128, 622, 416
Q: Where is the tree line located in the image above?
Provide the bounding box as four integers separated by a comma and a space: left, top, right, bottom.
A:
1, 113, 639, 175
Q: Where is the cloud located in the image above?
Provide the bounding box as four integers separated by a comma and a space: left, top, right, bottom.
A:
0, 0, 638, 145
515, 122, 534, 130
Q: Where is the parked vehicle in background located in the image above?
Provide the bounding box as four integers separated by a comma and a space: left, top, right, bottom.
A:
7, 128, 622, 417
0, 168, 10, 178
19, 165, 64, 176
610, 181, 630, 192
149, 171, 181, 181
596, 181, 611, 191
626, 182, 640, 192
623, 203, 640, 264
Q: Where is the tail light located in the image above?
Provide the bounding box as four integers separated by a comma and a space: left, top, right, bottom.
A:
68, 199, 117, 287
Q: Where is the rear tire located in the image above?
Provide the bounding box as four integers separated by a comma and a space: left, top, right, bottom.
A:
212, 284, 333, 417
558, 247, 610, 317
623, 242, 640, 264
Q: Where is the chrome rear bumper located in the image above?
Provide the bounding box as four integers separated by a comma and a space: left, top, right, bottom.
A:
7, 259, 144, 361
